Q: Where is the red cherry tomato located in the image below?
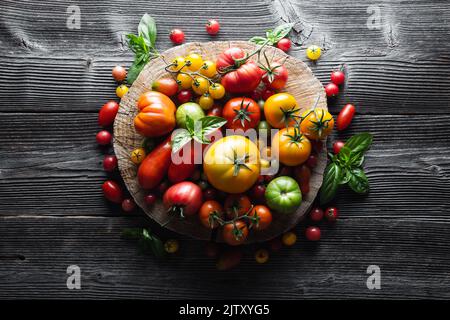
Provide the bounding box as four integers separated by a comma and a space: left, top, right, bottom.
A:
144, 193, 157, 205
333, 140, 345, 154
163, 181, 203, 216
103, 155, 118, 172
121, 198, 136, 212
223, 221, 248, 246
309, 207, 324, 222
306, 153, 318, 168
205, 19, 220, 35
250, 184, 266, 203
199, 200, 224, 229
294, 165, 311, 195
331, 70, 345, 85
305, 226, 321, 241
337, 104, 355, 131
112, 66, 127, 82
261, 88, 275, 101
177, 90, 192, 104
222, 97, 260, 131
98, 101, 119, 127
224, 194, 252, 219
325, 206, 339, 222
203, 188, 217, 201
249, 205, 272, 231
102, 180, 123, 204
325, 83, 339, 97
276, 38, 291, 52
169, 29, 185, 44
207, 105, 223, 117
96, 130, 112, 145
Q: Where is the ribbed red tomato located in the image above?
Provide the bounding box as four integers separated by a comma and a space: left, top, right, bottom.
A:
163, 182, 203, 217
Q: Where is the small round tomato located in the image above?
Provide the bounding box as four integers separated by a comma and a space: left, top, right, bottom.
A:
277, 38, 291, 52
116, 84, 128, 98
325, 83, 339, 97
305, 226, 321, 241
202, 188, 217, 201
309, 207, 324, 222
169, 29, 185, 44
130, 147, 146, 164
250, 184, 266, 204
176, 102, 205, 128
337, 104, 355, 131
176, 73, 193, 90
112, 65, 127, 82
325, 206, 339, 222
102, 180, 123, 204
206, 19, 220, 35
98, 101, 119, 127
207, 104, 223, 117
96, 130, 112, 145
223, 97, 260, 131
265, 176, 302, 214
200, 60, 217, 78
199, 200, 224, 229
164, 239, 179, 253
262, 62, 288, 90
306, 45, 321, 61
255, 249, 269, 263
170, 56, 186, 72
191, 76, 209, 95
121, 198, 136, 212
152, 78, 178, 96
261, 88, 275, 101
249, 205, 272, 231
264, 93, 300, 129
224, 194, 252, 219
144, 193, 157, 205
282, 231, 297, 246
331, 69, 345, 85
223, 221, 248, 246
103, 155, 118, 172
185, 53, 203, 72
199, 93, 214, 110
300, 108, 334, 140
272, 127, 312, 166
177, 89, 192, 104
208, 83, 225, 99
333, 140, 345, 154
306, 153, 318, 168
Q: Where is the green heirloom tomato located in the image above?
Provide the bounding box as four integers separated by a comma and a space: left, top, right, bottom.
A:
176, 102, 205, 128
265, 176, 302, 214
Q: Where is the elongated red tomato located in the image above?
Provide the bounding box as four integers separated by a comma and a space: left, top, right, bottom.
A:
98, 101, 119, 127
138, 136, 172, 189
102, 180, 123, 204
337, 104, 355, 131
168, 143, 197, 184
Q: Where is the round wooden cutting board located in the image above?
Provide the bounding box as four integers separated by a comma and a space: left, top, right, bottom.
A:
114, 41, 327, 243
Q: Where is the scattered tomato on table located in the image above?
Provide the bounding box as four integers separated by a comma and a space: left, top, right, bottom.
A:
115, 84, 129, 98
98, 101, 119, 127
337, 103, 356, 131
103, 155, 118, 172
96, 130, 112, 145
276, 38, 291, 52
112, 65, 127, 82
170, 29, 185, 44
205, 19, 220, 35
102, 180, 123, 204
305, 226, 321, 241
306, 45, 321, 61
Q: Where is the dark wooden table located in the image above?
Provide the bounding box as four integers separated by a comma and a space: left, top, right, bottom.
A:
1, 0, 449, 299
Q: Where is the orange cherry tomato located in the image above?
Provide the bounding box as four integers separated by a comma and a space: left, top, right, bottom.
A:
152, 78, 178, 96
224, 194, 252, 219
199, 200, 224, 229
249, 205, 273, 231
223, 221, 249, 246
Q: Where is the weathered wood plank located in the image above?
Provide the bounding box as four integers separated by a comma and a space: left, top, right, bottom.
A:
0, 216, 449, 299
0, 113, 449, 217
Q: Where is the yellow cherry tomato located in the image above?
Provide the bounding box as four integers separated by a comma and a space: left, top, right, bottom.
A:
255, 249, 269, 264
208, 83, 225, 99
203, 136, 261, 194
130, 147, 147, 164
306, 45, 321, 61
264, 93, 300, 129
185, 53, 203, 71
176, 73, 193, 90
164, 239, 179, 253
116, 84, 128, 98
200, 60, 217, 77
300, 108, 334, 140
192, 76, 209, 95
260, 158, 271, 169
272, 127, 312, 166
199, 93, 214, 110
169, 56, 186, 72
282, 231, 297, 246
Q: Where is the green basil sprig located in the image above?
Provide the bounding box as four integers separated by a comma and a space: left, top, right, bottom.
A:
122, 228, 165, 258
171, 115, 227, 153
249, 23, 294, 46
319, 132, 373, 205
126, 14, 159, 84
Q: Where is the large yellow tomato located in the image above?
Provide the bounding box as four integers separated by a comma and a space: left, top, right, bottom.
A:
300, 108, 334, 140
203, 136, 260, 193
272, 127, 311, 166
264, 93, 300, 128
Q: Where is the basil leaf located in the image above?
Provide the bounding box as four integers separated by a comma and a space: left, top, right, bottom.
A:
348, 168, 369, 194
185, 115, 195, 133
345, 132, 373, 154
337, 146, 351, 163
340, 168, 352, 185
171, 129, 192, 154
249, 36, 268, 45
200, 116, 227, 137
138, 14, 157, 48
271, 23, 294, 42
348, 151, 365, 168
122, 228, 165, 258
127, 59, 146, 84
319, 162, 342, 205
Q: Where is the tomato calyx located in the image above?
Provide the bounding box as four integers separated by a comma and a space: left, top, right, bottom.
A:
226, 150, 253, 177
301, 96, 332, 137
282, 125, 306, 145
232, 99, 255, 127
166, 204, 187, 219
259, 52, 286, 83
279, 105, 301, 127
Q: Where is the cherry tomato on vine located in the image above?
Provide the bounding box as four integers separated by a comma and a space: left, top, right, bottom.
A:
223, 97, 260, 131
185, 53, 204, 72
200, 60, 217, 78
276, 38, 291, 52
199, 200, 224, 229
199, 93, 214, 110
331, 69, 345, 85
205, 19, 220, 35
208, 83, 225, 99
325, 207, 339, 222
333, 140, 345, 154
337, 104, 355, 131
192, 77, 209, 95
121, 198, 136, 212
309, 207, 324, 222
102, 180, 123, 204
112, 65, 127, 82
98, 101, 119, 127
325, 83, 339, 97
224, 194, 252, 219
305, 226, 321, 241
223, 221, 249, 246
176, 73, 192, 90
103, 155, 118, 172
170, 56, 186, 72
96, 130, 112, 145
207, 104, 223, 117
177, 89, 192, 104
169, 29, 185, 44
249, 205, 272, 231
306, 45, 321, 61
